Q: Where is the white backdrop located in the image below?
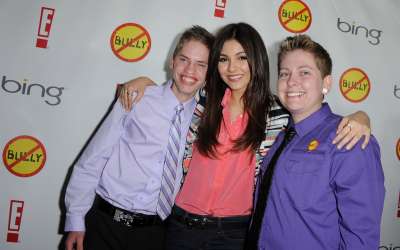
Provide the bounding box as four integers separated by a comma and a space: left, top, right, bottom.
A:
1, 0, 399, 249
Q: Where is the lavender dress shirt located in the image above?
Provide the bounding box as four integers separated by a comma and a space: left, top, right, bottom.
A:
256, 103, 385, 250
65, 80, 196, 231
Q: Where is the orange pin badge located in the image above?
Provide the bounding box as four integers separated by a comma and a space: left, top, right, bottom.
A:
307, 139, 319, 151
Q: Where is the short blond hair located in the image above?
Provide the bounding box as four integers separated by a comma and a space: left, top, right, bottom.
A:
172, 25, 214, 59
278, 34, 332, 78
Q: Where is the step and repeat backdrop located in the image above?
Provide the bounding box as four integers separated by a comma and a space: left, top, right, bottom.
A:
1, 0, 399, 249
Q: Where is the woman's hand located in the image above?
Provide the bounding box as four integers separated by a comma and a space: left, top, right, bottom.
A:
118, 76, 155, 111
333, 111, 371, 150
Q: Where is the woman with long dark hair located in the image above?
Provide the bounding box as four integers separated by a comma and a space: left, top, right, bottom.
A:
196, 22, 273, 158
167, 23, 277, 250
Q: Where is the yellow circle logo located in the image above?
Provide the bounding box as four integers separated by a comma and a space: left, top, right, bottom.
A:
396, 139, 400, 161
307, 139, 319, 151
339, 68, 371, 103
110, 23, 151, 62
2, 135, 47, 177
278, 0, 312, 33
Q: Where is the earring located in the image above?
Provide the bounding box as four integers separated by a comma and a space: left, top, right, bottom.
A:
322, 88, 328, 95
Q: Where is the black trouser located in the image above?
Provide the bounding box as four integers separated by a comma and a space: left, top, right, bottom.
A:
83, 197, 166, 250
165, 206, 249, 250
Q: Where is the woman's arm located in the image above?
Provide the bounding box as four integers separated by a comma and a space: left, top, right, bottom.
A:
333, 111, 371, 150
118, 76, 155, 111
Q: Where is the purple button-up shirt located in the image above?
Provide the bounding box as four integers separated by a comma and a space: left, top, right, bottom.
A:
65, 80, 196, 231
257, 103, 385, 250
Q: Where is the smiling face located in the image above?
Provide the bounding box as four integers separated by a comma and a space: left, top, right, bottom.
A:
170, 39, 209, 102
278, 49, 332, 123
217, 39, 251, 98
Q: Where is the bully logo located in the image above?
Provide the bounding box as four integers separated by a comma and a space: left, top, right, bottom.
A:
36, 7, 55, 48
110, 23, 151, 62
214, 0, 227, 18
7, 200, 24, 243
339, 68, 371, 103
1, 75, 64, 106
337, 17, 382, 45
278, 0, 312, 33
2, 135, 47, 177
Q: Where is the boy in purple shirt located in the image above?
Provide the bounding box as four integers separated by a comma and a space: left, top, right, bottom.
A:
248, 35, 385, 250
64, 26, 213, 250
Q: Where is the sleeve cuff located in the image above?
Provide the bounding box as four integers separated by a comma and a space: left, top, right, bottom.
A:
64, 215, 86, 232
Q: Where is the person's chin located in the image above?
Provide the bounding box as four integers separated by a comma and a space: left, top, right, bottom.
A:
182, 88, 197, 98
284, 103, 303, 114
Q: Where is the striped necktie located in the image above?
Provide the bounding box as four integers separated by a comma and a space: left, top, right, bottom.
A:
157, 103, 184, 220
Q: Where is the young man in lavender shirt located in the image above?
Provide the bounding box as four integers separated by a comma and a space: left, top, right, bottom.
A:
64, 26, 213, 250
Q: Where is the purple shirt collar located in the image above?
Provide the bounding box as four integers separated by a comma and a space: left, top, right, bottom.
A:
290, 103, 332, 137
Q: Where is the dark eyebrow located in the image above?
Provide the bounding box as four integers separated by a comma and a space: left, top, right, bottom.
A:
220, 51, 246, 57
179, 54, 207, 65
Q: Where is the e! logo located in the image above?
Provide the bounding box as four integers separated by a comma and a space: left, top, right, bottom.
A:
214, 0, 227, 18
7, 200, 24, 243
36, 7, 55, 48
397, 192, 400, 219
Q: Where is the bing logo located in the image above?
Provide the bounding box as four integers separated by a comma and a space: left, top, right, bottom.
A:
337, 17, 382, 45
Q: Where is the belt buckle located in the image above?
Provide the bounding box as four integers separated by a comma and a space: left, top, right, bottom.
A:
184, 216, 207, 229
113, 208, 135, 227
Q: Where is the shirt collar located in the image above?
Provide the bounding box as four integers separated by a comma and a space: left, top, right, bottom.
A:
161, 79, 175, 98
221, 88, 232, 108
161, 80, 179, 108
291, 103, 332, 137
163, 79, 197, 119
181, 95, 196, 120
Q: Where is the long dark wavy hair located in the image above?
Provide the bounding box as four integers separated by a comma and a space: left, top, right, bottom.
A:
196, 22, 274, 158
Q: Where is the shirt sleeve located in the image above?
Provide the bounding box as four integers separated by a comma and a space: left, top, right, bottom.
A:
64, 101, 128, 232
330, 136, 385, 250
